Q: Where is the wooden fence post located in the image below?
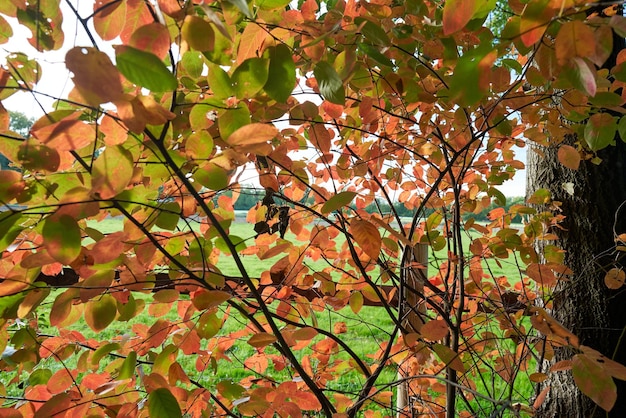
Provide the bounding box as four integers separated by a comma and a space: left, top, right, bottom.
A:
397, 243, 428, 417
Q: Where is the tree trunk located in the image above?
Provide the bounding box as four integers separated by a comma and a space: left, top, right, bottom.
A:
527, 137, 626, 417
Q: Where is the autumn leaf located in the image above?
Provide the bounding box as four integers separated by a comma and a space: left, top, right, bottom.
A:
349, 219, 382, 260
65, 47, 124, 105
91, 145, 134, 199
43, 214, 81, 265
557, 145, 581, 170
442, 0, 477, 36
247, 332, 277, 348
605, 268, 625, 290
555, 21, 596, 65
227, 123, 278, 146
572, 354, 617, 412
421, 319, 448, 341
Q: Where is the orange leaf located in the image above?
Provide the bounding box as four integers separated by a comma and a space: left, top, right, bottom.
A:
191, 290, 231, 310
421, 319, 448, 341
550, 359, 572, 372
604, 268, 625, 290
555, 21, 595, 65
47, 369, 77, 394
533, 385, 550, 410
93, 0, 127, 41
247, 332, 277, 348
129, 23, 171, 60
557, 144, 581, 170
227, 123, 278, 146
572, 354, 617, 412
31, 114, 96, 151
526, 263, 557, 286
442, 0, 477, 36
349, 219, 381, 260
65, 47, 124, 106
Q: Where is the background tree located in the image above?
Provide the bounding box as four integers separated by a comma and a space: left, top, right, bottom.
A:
526, 4, 626, 417
0, 1, 625, 417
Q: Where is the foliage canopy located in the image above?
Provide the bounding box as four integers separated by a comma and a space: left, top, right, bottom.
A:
1, 0, 626, 417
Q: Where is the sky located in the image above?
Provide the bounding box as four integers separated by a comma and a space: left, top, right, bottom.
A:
2, 0, 527, 197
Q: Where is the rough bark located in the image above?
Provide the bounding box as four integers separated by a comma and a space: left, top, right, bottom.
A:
527, 138, 626, 417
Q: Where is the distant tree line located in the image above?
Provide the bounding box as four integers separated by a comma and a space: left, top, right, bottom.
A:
233, 186, 525, 223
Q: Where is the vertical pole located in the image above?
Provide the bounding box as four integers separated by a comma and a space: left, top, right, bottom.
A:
397, 243, 428, 417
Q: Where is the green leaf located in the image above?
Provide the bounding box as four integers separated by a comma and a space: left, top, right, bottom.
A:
314, 61, 345, 105
355, 18, 390, 46
433, 343, 466, 373
91, 343, 121, 365
224, 0, 252, 18
0, 15, 13, 44
357, 42, 393, 68
216, 380, 246, 400
322, 191, 357, 213
195, 162, 229, 190
115, 45, 177, 92
155, 202, 181, 231
618, 116, 626, 143
231, 58, 269, 99
584, 113, 617, 152
180, 51, 205, 78
218, 105, 250, 140
264, 44, 296, 102
84, 294, 117, 332
196, 311, 222, 339
43, 214, 81, 265
207, 63, 233, 99
256, 0, 291, 10
148, 388, 183, 418
118, 351, 137, 379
